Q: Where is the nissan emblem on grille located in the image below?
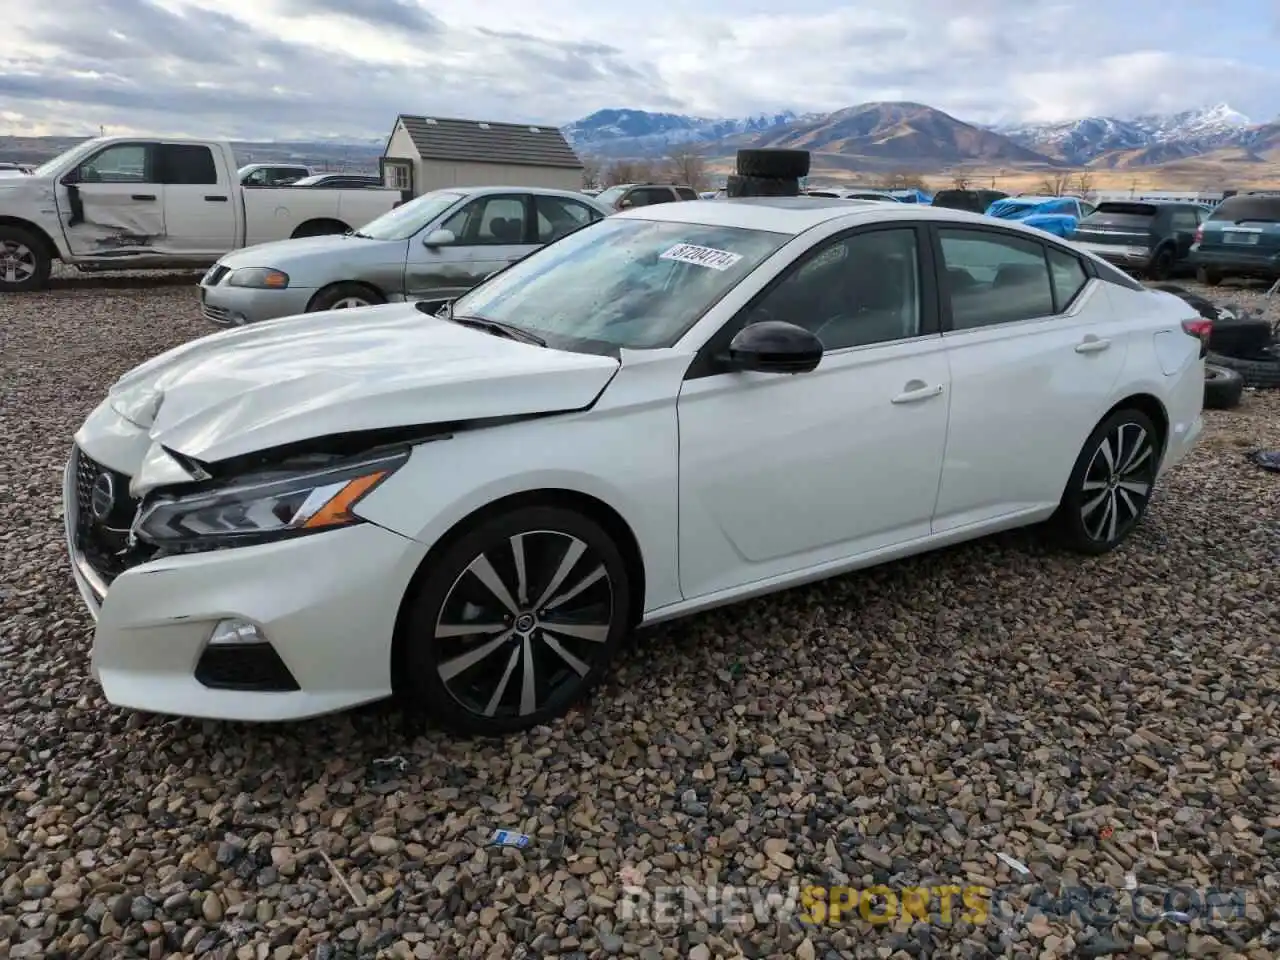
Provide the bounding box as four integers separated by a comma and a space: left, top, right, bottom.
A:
90, 471, 115, 522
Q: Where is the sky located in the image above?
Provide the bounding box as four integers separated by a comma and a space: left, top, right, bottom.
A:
1, 0, 1278, 140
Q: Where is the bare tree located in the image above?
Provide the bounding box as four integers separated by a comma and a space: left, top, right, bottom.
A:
665, 147, 707, 190
580, 156, 602, 190
1039, 172, 1074, 196
1073, 170, 1095, 199
950, 174, 971, 190
602, 159, 654, 186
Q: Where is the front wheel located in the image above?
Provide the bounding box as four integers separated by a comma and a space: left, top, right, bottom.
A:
0, 226, 52, 292
399, 505, 633, 735
307, 282, 384, 312
1053, 408, 1160, 555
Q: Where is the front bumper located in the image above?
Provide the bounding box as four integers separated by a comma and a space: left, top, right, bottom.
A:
63, 441, 428, 721
199, 281, 316, 326
1073, 241, 1153, 268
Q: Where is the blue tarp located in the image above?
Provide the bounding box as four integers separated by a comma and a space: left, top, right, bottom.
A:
888, 188, 933, 204
985, 196, 1079, 238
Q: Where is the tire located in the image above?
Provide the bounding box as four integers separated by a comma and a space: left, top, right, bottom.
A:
1146, 245, 1175, 281
1196, 267, 1222, 287
736, 149, 811, 179
307, 282, 385, 312
399, 504, 634, 735
1053, 408, 1160, 555
725, 174, 800, 198
1203, 363, 1245, 409
291, 219, 349, 239
0, 225, 52, 292
1208, 311, 1275, 358
1207, 349, 1280, 389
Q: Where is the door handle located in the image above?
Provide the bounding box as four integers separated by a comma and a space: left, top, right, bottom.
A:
205, 195, 228, 202
1075, 336, 1112, 354
891, 383, 944, 404
131, 194, 157, 201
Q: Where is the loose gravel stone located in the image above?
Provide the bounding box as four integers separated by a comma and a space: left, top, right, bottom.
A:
1, 275, 1278, 958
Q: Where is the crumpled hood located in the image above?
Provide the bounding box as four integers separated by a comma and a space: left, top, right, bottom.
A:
106, 303, 620, 464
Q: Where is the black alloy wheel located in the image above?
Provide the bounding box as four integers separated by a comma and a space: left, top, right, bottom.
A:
1055, 408, 1160, 554
401, 505, 632, 735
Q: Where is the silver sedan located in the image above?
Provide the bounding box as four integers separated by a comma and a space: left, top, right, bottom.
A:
198, 186, 612, 326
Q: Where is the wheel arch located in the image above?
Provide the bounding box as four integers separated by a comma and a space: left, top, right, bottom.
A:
0, 216, 62, 262
388, 487, 648, 695
1104, 392, 1170, 461
290, 218, 351, 239
305, 279, 386, 312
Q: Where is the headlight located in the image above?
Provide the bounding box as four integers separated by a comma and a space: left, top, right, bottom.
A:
228, 267, 289, 289
134, 448, 408, 550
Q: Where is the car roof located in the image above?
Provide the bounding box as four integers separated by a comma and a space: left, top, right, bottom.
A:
612, 196, 1057, 237
439, 185, 608, 202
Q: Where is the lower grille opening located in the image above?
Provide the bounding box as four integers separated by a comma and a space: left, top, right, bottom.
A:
195, 644, 301, 692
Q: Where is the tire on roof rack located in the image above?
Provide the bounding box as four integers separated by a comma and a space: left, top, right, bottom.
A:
725, 174, 801, 198
736, 149, 811, 180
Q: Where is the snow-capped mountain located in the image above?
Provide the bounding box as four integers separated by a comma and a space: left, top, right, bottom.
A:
999, 104, 1253, 163
562, 108, 825, 158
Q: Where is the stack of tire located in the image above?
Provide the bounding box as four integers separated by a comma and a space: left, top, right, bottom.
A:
725, 149, 811, 198
1153, 283, 1280, 410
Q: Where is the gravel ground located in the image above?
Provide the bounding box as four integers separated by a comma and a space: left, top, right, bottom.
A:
1, 275, 1279, 960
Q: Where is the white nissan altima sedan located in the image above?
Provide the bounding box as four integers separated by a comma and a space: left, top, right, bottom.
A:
65, 197, 1209, 734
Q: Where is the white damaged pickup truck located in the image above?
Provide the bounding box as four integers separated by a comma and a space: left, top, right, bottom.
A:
0, 137, 405, 292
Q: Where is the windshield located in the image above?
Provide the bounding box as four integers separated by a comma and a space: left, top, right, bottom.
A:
32, 139, 98, 179
446, 216, 789, 352
352, 190, 466, 241
594, 185, 628, 206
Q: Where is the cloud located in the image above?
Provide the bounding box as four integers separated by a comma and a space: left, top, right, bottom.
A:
0, 0, 1277, 139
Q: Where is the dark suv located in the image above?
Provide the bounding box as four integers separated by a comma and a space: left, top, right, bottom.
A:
1190, 192, 1280, 285
595, 182, 699, 211
1069, 201, 1206, 280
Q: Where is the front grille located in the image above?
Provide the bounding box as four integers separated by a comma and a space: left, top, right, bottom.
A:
203, 264, 230, 286
71, 446, 153, 588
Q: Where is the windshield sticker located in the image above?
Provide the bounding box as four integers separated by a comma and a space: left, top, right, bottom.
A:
660, 243, 743, 271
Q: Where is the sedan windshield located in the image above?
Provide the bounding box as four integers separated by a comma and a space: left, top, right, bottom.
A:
353, 190, 466, 241
594, 185, 628, 206
446, 216, 789, 352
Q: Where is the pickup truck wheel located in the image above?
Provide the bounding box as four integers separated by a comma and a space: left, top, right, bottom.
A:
308, 282, 385, 313
0, 226, 51, 292
1196, 267, 1222, 287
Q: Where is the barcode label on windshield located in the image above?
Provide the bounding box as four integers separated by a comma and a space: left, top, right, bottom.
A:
660, 243, 743, 271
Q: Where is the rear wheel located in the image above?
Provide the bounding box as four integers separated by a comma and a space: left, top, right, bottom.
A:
307, 282, 384, 312
1054, 409, 1159, 555
1146, 245, 1175, 281
399, 505, 633, 735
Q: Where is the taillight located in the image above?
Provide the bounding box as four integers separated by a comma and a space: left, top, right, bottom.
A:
1182, 317, 1212, 357
1193, 225, 1204, 245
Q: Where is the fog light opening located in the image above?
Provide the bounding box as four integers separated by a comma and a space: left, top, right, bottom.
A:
209, 618, 268, 646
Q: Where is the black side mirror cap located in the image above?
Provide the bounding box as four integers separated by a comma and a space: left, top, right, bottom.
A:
722, 320, 823, 374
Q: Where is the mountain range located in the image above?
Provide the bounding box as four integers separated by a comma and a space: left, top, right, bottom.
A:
563, 102, 1280, 173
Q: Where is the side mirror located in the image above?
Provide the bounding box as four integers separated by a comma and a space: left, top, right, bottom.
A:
423, 228, 456, 247
723, 321, 823, 374
617, 198, 634, 209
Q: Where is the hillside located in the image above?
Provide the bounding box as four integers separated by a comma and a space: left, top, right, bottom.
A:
718, 102, 1059, 171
